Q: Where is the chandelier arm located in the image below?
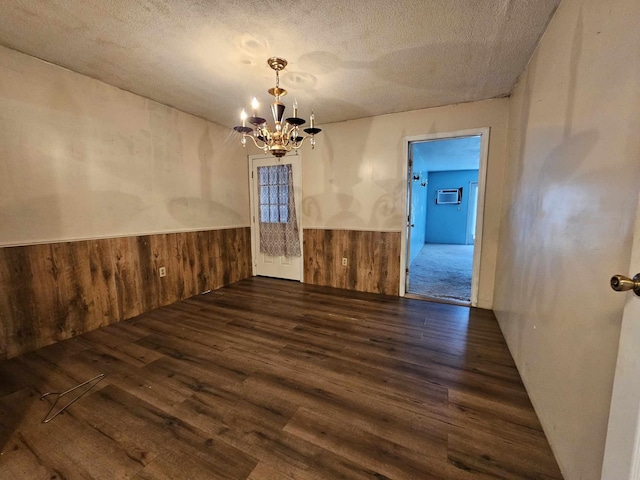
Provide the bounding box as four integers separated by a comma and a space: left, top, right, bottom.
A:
282, 123, 294, 141
243, 133, 266, 150
285, 127, 301, 146
290, 134, 314, 147
243, 131, 315, 155
289, 135, 317, 151
257, 126, 272, 145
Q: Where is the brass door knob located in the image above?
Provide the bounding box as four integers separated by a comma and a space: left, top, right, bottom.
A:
610, 274, 640, 296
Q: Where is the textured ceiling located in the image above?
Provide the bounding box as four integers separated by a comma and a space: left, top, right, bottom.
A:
0, 0, 560, 127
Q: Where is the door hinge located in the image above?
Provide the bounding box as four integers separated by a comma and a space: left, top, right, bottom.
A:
406, 268, 409, 274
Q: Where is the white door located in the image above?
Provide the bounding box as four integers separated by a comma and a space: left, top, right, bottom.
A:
601, 192, 640, 480
249, 153, 303, 281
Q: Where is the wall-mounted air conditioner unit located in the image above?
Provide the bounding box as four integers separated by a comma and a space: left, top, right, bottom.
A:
436, 188, 462, 205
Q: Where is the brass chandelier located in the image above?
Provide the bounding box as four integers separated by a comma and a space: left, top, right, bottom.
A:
233, 57, 321, 157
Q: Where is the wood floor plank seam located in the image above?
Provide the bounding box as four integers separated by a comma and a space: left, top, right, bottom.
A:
0, 277, 563, 479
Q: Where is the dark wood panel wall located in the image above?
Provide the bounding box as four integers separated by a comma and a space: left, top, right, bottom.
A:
0, 227, 251, 360
303, 229, 401, 296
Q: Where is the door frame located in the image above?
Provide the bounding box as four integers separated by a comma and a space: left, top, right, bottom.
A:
399, 127, 490, 307
248, 152, 304, 281
466, 181, 479, 245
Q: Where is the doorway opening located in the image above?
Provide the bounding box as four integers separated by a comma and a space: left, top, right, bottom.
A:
401, 129, 489, 306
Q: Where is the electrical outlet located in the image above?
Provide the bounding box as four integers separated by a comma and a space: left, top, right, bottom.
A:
341, 257, 348, 266
159, 266, 167, 277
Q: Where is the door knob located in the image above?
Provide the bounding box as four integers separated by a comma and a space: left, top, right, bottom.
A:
610, 274, 640, 296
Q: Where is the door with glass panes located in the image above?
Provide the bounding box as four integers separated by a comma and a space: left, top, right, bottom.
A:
249, 153, 303, 281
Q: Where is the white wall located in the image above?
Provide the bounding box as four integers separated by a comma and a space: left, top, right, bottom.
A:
493, 0, 640, 478
301, 99, 509, 308
0, 45, 250, 247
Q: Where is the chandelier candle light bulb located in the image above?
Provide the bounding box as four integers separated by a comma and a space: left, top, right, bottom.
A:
233, 57, 321, 158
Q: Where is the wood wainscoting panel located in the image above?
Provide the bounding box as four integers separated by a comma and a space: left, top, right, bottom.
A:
112, 235, 144, 321
0, 227, 251, 360
303, 229, 401, 296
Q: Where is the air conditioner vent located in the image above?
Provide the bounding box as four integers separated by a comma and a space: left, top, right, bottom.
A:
436, 188, 462, 205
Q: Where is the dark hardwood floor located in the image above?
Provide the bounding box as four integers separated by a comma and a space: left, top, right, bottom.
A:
0, 277, 563, 479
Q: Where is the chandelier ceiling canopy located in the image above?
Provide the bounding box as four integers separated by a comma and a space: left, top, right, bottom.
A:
234, 57, 321, 158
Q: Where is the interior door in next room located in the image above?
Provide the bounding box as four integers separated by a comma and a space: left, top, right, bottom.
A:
249, 154, 303, 281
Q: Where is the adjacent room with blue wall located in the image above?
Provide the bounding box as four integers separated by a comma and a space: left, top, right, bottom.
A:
408, 136, 481, 303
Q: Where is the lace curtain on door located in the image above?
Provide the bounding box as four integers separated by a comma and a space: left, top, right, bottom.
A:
257, 164, 301, 257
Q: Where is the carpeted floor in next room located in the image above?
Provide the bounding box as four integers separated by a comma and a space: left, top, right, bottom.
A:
408, 243, 474, 303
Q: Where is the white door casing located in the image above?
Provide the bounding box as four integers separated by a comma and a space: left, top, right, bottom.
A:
466, 181, 479, 245
601, 192, 640, 480
400, 127, 490, 307
405, 145, 415, 294
249, 153, 303, 282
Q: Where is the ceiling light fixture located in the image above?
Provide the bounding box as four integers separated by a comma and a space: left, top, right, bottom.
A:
233, 57, 321, 158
